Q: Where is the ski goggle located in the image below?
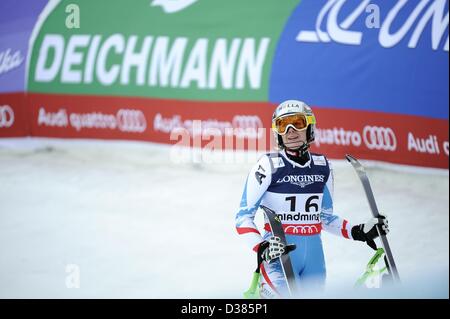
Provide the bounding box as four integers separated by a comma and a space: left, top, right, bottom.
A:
272, 113, 316, 135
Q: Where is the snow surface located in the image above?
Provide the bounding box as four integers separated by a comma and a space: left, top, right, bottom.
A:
0, 137, 448, 298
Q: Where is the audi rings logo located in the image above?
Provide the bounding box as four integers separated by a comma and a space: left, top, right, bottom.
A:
363, 126, 397, 151
117, 109, 147, 133
232, 115, 263, 138
0, 105, 14, 128
232, 115, 263, 129
285, 225, 318, 235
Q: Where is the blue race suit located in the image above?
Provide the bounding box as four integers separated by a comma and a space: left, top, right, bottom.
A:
235, 151, 354, 298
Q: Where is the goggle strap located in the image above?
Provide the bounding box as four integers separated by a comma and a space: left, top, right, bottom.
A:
306, 115, 316, 125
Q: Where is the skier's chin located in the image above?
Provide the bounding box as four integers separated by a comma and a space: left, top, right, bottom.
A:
284, 141, 303, 150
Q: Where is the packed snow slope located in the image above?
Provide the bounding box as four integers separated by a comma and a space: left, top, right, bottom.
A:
0, 138, 448, 298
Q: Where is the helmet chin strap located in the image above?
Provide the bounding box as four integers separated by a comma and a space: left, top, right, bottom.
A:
285, 141, 310, 157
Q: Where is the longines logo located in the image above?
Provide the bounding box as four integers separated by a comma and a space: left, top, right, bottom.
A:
276, 174, 325, 188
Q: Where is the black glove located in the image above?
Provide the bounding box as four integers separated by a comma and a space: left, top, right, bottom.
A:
257, 236, 296, 263
351, 215, 389, 250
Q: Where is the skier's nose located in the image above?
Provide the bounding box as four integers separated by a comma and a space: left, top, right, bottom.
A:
286, 127, 296, 135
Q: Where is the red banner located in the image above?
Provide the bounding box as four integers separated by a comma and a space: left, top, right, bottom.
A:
1, 92, 448, 169
0, 92, 29, 137
311, 108, 449, 169
27, 92, 274, 151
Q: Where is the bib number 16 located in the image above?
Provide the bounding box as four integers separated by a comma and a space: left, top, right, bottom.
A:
285, 195, 319, 213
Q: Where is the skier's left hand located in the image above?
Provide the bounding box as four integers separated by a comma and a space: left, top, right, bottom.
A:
351, 215, 389, 250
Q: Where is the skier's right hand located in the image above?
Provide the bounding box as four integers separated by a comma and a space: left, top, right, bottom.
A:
258, 236, 296, 263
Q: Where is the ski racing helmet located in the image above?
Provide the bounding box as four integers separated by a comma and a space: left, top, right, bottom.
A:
271, 100, 316, 151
